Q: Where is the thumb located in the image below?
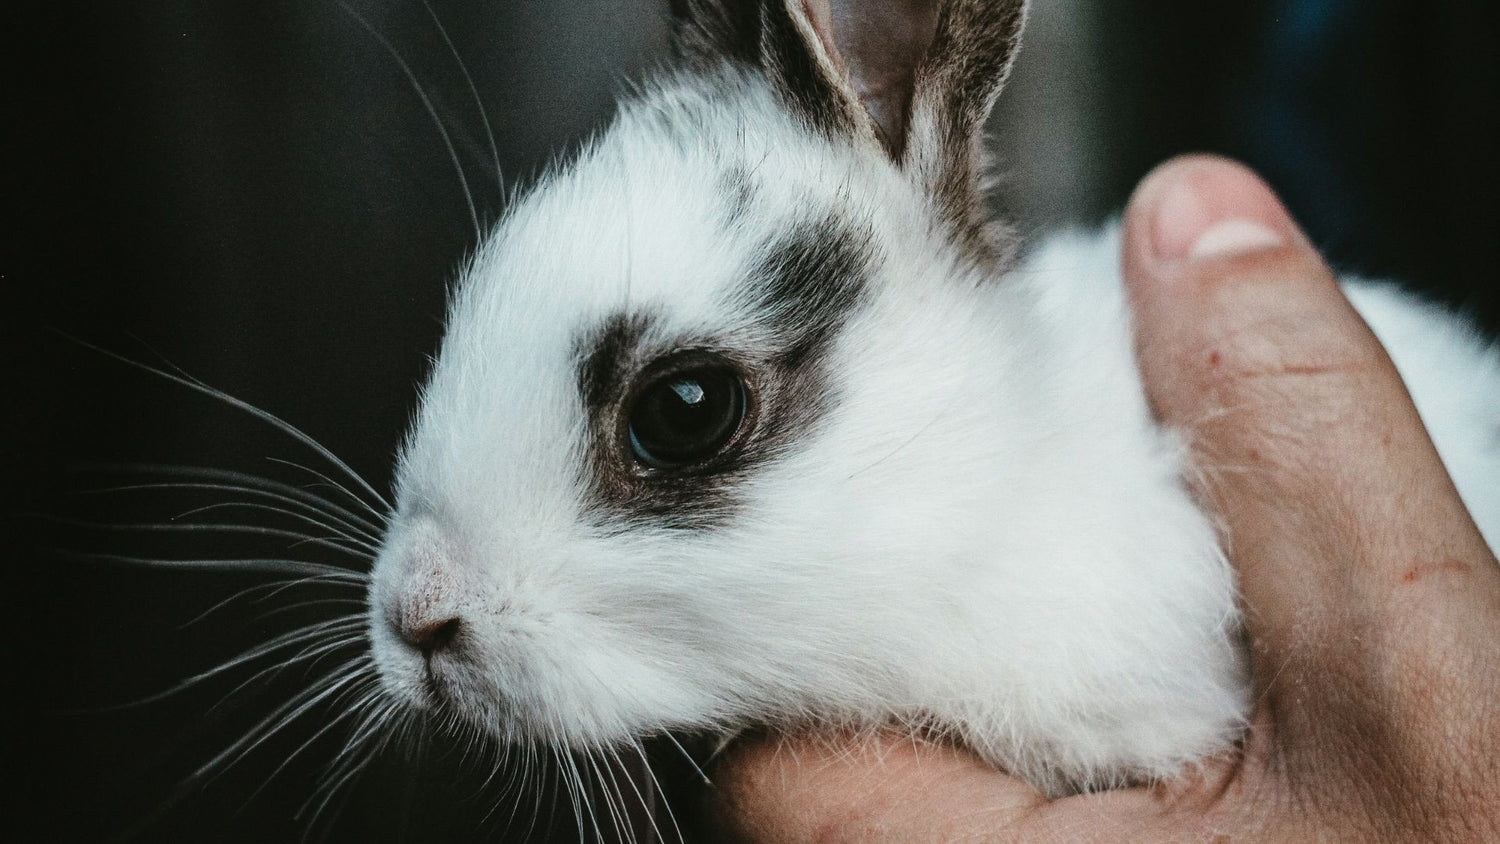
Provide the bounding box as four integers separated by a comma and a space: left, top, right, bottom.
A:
1120, 155, 1499, 754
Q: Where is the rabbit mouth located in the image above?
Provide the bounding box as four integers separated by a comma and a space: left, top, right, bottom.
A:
421, 660, 451, 709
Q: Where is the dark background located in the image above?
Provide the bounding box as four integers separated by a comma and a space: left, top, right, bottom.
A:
6, 1, 1497, 841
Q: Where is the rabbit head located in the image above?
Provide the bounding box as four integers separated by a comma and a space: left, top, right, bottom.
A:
369, 0, 1034, 749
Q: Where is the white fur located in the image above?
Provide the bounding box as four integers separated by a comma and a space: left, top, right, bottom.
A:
367, 66, 1500, 796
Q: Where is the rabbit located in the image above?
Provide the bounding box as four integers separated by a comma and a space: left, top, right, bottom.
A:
364, 0, 1500, 802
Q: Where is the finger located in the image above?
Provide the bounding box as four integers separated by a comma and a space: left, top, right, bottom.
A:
708, 731, 1260, 843
708, 732, 1047, 843
1120, 155, 1500, 764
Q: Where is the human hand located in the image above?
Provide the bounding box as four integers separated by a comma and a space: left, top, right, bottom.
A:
708, 156, 1500, 843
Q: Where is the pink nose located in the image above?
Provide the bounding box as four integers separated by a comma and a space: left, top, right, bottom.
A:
382, 521, 469, 657
399, 614, 463, 656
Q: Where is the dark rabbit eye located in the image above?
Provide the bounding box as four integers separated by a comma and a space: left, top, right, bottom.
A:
627, 364, 747, 470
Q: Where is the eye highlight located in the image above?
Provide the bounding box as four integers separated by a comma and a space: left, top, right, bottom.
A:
625, 358, 747, 470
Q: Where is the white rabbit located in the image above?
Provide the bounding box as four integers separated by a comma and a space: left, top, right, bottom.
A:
367, 0, 1500, 798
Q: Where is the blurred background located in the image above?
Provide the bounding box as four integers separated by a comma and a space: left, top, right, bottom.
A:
6, 0, 1497, 841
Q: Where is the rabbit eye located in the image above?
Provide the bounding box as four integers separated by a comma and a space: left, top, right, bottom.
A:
626, 362, 747, 470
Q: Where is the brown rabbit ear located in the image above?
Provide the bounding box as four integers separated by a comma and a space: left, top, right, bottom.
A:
671, 1, 1028, 254
899, 0, 1027, 251
815, 0, 941, 158
669, 0, 874, 149
668, 0, 931, 153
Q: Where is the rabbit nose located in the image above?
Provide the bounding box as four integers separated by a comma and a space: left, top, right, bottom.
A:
399, 614, 463, 656
378, 519, 471, 658
391, 569, 466, 657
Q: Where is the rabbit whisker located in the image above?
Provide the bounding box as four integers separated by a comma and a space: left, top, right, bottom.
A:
39, 514, 374, 561
191, 654, 379, 785
180, 573, 366, 630
170, 500, 381, 553
266, 456, 392, 530
61, 337, 392, 515
52, 548, 361, 580
333, 0, 483, 244
420, 0, 505, 197
71, 467, 386, 539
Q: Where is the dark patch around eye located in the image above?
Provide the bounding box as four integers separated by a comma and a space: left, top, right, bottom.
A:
573, 216, 870, 532
575, 314, 750, 531
579, 312, 649, 417
747, 214, 869, 370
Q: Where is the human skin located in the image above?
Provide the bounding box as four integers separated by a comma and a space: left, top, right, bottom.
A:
708, 156, 1500, 843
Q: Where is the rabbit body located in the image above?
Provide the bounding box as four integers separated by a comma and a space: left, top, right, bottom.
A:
367, 2, 1500, 796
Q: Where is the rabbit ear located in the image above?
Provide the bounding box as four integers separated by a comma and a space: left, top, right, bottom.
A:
669, 0, 873, 149
671, 0, 1028, 251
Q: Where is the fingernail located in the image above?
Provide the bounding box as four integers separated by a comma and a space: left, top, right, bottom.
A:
1188, 219, 1285, 259
1149, 160, 1290, 262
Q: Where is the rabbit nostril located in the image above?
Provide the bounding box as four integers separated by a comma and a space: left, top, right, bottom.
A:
400, 616, 463, 656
